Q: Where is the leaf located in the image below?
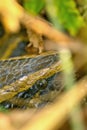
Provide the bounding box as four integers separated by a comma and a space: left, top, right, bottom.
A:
46, 0, 84, 36
0, 105, 8, 112
45, 0, 64, 30
23, 0, 45, 15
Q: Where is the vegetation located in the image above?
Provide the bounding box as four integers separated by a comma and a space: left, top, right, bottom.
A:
0, 0, 87, 130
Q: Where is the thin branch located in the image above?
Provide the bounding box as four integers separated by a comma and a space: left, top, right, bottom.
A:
22, 12, 74, 48
21, 11, 87, 55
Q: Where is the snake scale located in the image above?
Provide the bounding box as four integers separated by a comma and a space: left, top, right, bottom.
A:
0, 51, 64, 109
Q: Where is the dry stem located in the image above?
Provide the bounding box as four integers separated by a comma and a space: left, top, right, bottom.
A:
22, 12, 74, 48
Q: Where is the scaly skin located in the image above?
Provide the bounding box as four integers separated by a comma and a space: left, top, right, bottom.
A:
0, 51, 63, 109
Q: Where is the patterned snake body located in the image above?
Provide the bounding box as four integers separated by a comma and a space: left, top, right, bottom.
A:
0, 51, 63, 109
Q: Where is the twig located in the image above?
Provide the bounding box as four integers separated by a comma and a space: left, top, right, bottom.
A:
21, 11, 87, 55
22, 12, 74, 48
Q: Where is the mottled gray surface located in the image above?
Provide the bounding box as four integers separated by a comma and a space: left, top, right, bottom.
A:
0, 54, 58, 88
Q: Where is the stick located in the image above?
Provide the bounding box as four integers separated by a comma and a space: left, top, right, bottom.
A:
22, 12, 74, 48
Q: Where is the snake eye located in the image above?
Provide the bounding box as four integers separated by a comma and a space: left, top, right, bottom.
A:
36, 79, 47, 90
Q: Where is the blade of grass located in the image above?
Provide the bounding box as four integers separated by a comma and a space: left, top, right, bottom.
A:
59, 48, 85, 130
45, 0, 63, 30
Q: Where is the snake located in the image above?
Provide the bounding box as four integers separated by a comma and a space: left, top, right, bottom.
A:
0, 51, 64, 109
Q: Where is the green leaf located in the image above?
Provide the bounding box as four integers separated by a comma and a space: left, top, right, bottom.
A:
23, 0, 45, 15
45, 0, 64, 30
46, 0, 84, 36
0, 105, 8, 112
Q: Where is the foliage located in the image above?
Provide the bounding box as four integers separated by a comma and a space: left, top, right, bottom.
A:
23, 0, 84, 36
0, 105, 8, 112
23, 0, 45, 15
52, 0, 84, 36
0, 0, 84, 36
